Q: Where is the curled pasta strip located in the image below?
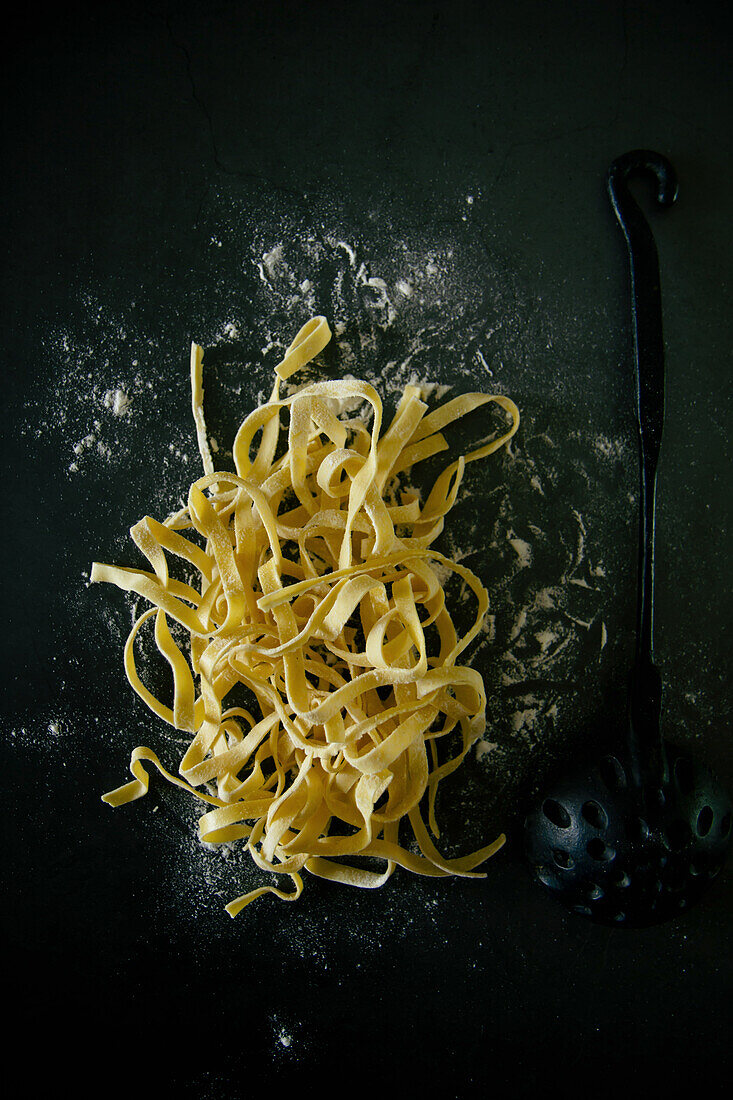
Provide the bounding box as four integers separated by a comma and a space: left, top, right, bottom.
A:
92, 315, 520, 915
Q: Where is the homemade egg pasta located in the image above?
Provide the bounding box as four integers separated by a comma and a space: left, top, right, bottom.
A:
91, 316, 520, 915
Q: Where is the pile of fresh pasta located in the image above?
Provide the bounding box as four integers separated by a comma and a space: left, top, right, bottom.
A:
91, 316, 520, 915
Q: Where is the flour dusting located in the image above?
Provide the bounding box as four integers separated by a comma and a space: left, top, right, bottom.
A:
19, 183, 643, 925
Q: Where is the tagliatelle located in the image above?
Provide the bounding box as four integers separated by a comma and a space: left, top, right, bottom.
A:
91, 316, 520, 916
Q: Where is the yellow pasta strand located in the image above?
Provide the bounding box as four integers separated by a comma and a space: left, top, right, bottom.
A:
91, 316, 520, 915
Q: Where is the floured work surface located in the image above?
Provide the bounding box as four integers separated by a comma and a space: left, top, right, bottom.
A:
5, 6, 732, 1096
16, 183, 666, 925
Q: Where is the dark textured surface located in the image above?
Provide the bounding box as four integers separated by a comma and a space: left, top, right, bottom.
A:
3, 2, 731, 1095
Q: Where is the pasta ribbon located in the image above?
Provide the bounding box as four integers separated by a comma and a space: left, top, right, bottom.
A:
92, 315, 520, 915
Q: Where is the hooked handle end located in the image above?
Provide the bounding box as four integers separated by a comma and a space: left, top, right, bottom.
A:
608, 149, 679, 212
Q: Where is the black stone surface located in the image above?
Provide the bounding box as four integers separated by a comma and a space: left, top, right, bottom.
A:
3, 2, 731, 1095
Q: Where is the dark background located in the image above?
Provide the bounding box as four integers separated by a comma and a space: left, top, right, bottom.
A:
3, 1, 731, 1095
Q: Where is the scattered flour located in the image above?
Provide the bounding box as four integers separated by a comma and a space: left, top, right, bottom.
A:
507, 533, 532, 568
103, 387, 132, 416
22, 186, 640, 925
475, 738, 498, 761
